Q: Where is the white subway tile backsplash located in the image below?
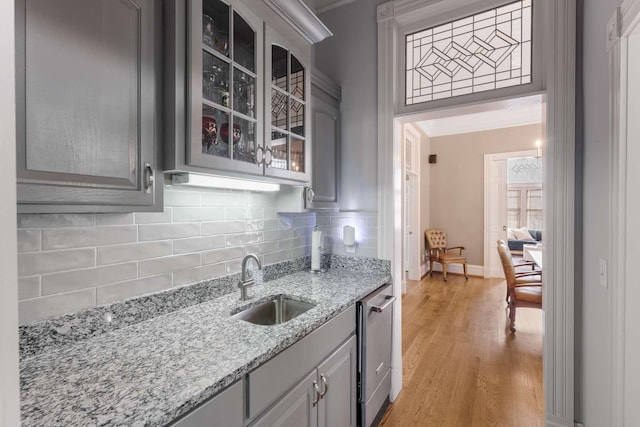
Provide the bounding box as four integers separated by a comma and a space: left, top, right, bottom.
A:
245, 241, 279, 255
247, 192, 276, 207
18, 276, 40, 300
173, 263, 226, 286
17, 229, 41, 252
264, 250, 292, 265
139, 253, 201, 277
134, 210, 172, 224
18, 248, 96, 276
173, 235, 226, 254
164, 190, 201, 207
173, 207, 225, 222
96, 274, 173, 305
224, 207, 262, 220
278, 239, 294, 251
18, 213, 94, 229
202, 247, 246, 265
19, 289, 95, 324
42, 226, 138, 250
41, 263, 138, 295
264, 229, 293, 242
225, 232, 263, 247
201, 221, 246, 235
138, 223, 200, 241
97, 241, 173, 265
201, 191, 247, 207
95, 213, 134, 226
16, 192, 319, 324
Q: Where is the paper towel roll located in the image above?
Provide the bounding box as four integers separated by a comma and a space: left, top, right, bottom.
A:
311, 229, 322, 270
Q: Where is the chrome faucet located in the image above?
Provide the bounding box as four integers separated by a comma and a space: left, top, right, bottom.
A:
238, 254, 262, 301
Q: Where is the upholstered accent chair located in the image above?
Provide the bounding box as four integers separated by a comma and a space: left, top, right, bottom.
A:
424, 229, 468, 282
497, 240, 543, 332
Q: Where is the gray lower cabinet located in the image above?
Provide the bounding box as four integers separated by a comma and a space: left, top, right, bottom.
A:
15, 0, 162, 213
170, 380, 243, 427
317, 336, 358, 427
251, 336, 357, 427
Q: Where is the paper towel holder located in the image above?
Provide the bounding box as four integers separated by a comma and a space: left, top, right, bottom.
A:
343, 225, 356, 254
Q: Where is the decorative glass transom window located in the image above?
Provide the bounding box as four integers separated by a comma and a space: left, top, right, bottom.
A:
405, 0, 532, 105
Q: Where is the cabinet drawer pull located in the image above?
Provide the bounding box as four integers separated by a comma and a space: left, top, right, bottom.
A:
370, 295, 396, 313
312, 380, 321, 406
143, 162, 154, 194
320, 374, 329, 398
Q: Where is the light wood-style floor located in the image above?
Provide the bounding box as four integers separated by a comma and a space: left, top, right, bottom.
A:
379, 273, 543, 427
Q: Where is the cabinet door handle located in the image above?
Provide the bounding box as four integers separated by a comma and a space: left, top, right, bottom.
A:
319, 374, 329, 398
312, 380, 321, 406
306, 186, 315, 205
256, 146, 265, 165
265, 147, 273, 167
143, 163, 154, 194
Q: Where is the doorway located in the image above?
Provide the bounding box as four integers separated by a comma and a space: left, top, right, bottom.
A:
378, 4, 576, 422
484, 149, 540, 278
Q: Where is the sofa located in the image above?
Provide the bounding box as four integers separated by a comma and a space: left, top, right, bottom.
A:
507, 229, 542, 252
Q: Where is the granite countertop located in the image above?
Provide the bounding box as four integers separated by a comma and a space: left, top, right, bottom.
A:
20, 267, 390, 427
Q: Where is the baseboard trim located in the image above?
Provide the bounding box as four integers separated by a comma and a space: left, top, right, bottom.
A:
430, 263, 484, 277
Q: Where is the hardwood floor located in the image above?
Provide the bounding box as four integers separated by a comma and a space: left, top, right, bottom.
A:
379, 273, 543, 427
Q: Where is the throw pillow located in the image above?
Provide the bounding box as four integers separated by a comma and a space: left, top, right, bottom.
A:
507, 228, 515, 240
512, 227, 534, 240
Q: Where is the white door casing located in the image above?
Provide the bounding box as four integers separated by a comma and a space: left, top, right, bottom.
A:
609, 1, 640, 425
377, 1, 576, 424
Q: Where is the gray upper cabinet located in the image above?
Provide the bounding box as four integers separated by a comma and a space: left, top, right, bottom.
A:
165, 0, 265, 177
165, 1, 312, 184
15, 0, 162, 213
307, 68, 340, 210
263, 26, 311, 183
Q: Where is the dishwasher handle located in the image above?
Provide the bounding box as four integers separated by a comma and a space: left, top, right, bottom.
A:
370, 295, 396, 313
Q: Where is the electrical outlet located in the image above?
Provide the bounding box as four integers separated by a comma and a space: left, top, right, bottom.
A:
599, 258, 608, 288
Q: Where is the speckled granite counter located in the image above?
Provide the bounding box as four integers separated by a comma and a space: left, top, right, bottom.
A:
20, 259, 391, 426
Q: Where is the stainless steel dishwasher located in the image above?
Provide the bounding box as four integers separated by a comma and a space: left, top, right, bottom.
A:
357, 283, 396, 427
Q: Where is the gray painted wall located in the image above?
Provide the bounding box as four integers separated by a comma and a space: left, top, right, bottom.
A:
0, 0, 20, 423
429, 124, 542, 266
314, 0, 383, 212
577, 0, 617, 424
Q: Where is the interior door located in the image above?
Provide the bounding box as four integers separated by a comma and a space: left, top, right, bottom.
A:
403, 125, 421, 281
488, 158, 507, 278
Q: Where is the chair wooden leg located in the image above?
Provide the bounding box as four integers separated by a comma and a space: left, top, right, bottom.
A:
429, 259, 433, 277
509, 300, 517, 332
443, 264, 448, 281
463, 262, 468, 280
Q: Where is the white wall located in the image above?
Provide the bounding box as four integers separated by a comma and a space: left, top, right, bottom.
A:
314, 0, 383, 212
577, 0, 618, 424
0, 0, 20, 423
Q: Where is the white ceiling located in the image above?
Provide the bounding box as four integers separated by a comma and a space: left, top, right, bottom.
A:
415, 101, 543, 138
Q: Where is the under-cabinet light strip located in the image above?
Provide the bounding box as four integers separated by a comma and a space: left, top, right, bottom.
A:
171, 173, 280, 192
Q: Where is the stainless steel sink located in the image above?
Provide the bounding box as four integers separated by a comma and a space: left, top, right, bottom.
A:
231, 296, 315, 325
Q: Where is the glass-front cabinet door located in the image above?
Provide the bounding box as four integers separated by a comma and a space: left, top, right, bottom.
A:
187, 0, 263, 175
264, 28, 311, 182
